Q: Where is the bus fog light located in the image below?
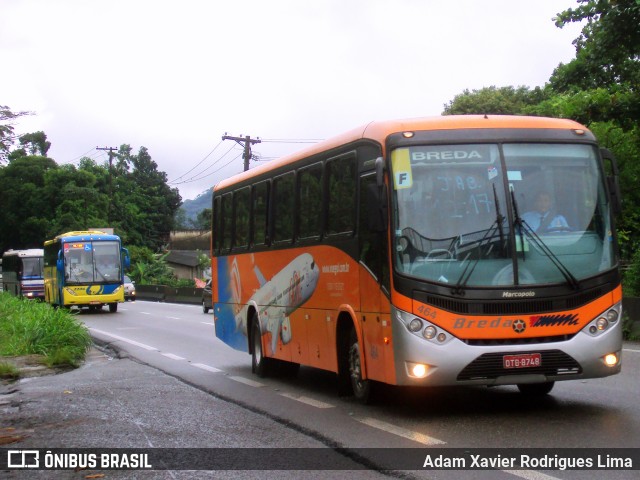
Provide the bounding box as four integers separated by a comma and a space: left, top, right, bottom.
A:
423, 326, 436, 339
596, 318, 608, 331
408, 318, 422, 332
606, 310, 619, 323
437, 333, 447, 343
589, 326, 597, 334
408, 363, 428, 378
604, 353, 619, 367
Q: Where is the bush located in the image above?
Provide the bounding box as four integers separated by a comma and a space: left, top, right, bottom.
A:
0, 293, 92, 367
623, 248, 640, 296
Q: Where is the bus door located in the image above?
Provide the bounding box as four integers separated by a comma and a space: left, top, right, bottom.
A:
358, 172, 393, 382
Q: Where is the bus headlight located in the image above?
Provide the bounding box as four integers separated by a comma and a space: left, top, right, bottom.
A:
423, 326, 437, 340
406, 362, 429, 378
596, 318, 609, 331
604, 353, 619, 367
408, 318, 422, 332
606, 310, 619, 323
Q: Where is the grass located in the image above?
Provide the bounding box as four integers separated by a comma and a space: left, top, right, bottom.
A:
0, 292, 92, 375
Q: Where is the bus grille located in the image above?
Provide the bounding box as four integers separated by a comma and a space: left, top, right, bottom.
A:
464, 334, 575, 346
417, 288, 603, 315
456, 349, 582, 381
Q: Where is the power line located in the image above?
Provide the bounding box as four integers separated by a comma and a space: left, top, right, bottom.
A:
167, 140, 223, 184
169, 143, 241, 185
260, 138, 323, 143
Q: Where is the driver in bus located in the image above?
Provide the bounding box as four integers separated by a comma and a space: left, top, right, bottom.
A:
522, 191, 569, 233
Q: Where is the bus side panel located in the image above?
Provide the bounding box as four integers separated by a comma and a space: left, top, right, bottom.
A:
213, 245, 366, 372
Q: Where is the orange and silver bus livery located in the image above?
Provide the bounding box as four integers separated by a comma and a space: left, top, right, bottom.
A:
211, 115, 623, 402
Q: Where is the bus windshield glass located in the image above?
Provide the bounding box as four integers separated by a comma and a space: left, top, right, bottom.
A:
21, 257, 44, 279
392, 143, 615, 287
63, 240, 122, 284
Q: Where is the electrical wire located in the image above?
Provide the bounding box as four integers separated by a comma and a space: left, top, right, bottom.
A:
167, 140, 223, 184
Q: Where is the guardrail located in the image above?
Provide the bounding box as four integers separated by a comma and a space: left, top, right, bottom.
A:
135, 285, 204, 305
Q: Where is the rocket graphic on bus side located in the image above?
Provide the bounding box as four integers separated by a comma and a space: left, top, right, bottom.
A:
234, 253, 320, 354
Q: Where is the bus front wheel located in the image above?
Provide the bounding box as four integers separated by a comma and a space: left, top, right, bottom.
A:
517, 381, 554, 396
109, 303, 118, 313
348, 329, 372, 404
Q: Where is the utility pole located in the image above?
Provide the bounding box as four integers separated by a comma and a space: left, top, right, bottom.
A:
221, 134, 261, 171
96, 146, 117, 224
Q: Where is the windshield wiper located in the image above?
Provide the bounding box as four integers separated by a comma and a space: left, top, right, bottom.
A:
451, 187, 509, 295
510, 189, 579, 290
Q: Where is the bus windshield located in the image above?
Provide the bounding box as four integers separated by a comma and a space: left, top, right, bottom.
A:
392, 143, 615, 287
63, 240, 122, 284
21, 257, 44, 279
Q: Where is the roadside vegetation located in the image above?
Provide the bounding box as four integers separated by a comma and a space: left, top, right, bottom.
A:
0, 293, 92, 379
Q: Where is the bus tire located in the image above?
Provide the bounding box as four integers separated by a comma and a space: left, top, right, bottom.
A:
251, 318, 273, 377
517, 381, 554, 396
348, 329, 372, 404
109, 303, 118, 313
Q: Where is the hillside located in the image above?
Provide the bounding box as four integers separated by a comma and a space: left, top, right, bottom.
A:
180, 189, 212, 222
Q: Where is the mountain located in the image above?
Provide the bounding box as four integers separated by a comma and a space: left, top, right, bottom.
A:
180, 189, 212, 223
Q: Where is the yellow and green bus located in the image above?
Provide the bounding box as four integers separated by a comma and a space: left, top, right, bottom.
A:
44, 231, 130, 312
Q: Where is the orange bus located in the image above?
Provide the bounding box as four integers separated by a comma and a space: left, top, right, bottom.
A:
211, 115, 623, 402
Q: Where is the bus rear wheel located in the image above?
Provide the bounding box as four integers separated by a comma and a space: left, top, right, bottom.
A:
348, 329, 372, 404
517, 381, 554, 396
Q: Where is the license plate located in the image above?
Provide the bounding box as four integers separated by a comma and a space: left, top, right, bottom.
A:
503, 353, 541, 369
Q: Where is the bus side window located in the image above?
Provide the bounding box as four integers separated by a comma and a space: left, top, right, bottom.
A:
252, 181, 270, 247
212, 196, 221, 253
327, 153, 356, 236
221, 193, 233, 252
233, 187, 250, 249
297, 163, 323, 240
273, 172, 295, 244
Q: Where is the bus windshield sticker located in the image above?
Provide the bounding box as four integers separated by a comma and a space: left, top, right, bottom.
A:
391, 148, 413, 190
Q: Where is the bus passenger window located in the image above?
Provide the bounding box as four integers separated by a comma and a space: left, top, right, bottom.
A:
298, 164, 323, 240
221, 193, 233, 252
234, 187, 250, 248
327, 154, 356, 235
252, 181, 269, 246
273, 172, 295, 243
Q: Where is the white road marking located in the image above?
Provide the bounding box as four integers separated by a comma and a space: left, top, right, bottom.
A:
228, 376, 265, 388
167, 316, 181, 320
201, 322, 215, 326
279, 392, 334, 409
623, 347, 640, 353
504, 470, 562, 480
90, 328, 158, 351
162, 353, 185, 361
140, 312, 152, 315
192, 363, 222, 373
355, 417, 445, 446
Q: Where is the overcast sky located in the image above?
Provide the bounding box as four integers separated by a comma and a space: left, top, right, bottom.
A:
1, 0, 583, 201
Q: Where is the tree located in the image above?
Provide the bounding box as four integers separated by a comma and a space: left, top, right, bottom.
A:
443, 86, 547, 115
550, 0, 640, 127
0, 155, 57, 252
0, 105, 32, 163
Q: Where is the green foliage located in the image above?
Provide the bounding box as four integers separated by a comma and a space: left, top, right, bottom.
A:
443, 86, 548, 115
0, 132, 182, 254
0, 105, 32, 163
0, 293, 92, 367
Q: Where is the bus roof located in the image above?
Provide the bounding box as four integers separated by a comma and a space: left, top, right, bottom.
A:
2, 249, 44, 258
44, 231, 121, 246
214, 115, 589, 191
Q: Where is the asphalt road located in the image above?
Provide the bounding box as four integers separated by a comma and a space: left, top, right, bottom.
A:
73, 300, 640, 480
